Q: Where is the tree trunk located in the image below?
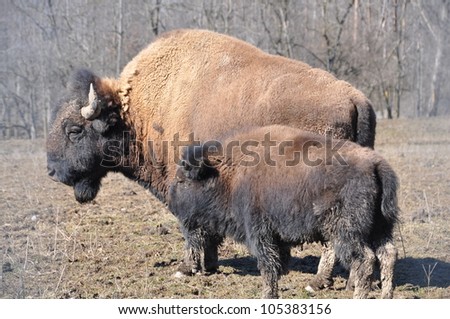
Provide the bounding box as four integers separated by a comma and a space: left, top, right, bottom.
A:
353, 0, 358, 44
427, 41, 442, 117
115, 0, 123, 77
43, 105, 48, 140
29, 91, 36, 140
393, 0, 404, 118
151, 0, 162, 36
416, 41, 423, 117
380, 85, 393, 120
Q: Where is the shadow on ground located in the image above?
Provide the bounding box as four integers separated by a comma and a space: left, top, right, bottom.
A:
219, 255, 348, 277
395, 257, 450, 288
219, 255, 450, 289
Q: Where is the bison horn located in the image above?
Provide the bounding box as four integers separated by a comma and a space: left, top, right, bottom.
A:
81, 83, 101, 120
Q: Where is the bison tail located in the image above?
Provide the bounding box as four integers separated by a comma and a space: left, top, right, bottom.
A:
375, 159, 399, 226
354, 99, 376, 149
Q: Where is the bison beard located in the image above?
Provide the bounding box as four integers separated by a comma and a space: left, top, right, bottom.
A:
74, 177, 101, 203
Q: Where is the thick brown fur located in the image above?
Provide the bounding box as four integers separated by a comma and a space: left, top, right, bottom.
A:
113, 29, 376, 178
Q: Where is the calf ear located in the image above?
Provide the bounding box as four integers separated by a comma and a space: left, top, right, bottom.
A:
179, 157, 216, 180
179, 145, 218, 180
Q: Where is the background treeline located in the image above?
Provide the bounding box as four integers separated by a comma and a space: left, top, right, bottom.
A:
1, 0, 449, 139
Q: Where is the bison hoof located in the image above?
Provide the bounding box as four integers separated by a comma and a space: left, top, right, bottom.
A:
177, 263, 200, 276
173, 271, 185, 278
306, 277, 334, 292
305, 285, 316, 293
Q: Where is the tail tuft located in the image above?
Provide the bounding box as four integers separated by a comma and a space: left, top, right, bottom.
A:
354, 99, 377, 149
375, 159, 399, 226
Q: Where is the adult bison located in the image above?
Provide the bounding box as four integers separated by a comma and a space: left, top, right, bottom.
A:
168, 125, 398, 299
46, 29, 376, 291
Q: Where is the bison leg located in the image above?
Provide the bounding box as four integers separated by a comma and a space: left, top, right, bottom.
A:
352, 246, 376, 299
203, 235, 223, 274
252, 238, 282, 298
306, 245, 335, 292
376, 240, 397, 299
177, 227, 203, 275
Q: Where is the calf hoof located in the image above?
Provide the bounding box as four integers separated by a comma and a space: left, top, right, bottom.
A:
203, 268, 219, 276
353, 289, 369, 299
263, 291, 279, 299
280, 264, 290, 276
203, 263, 219, 275
305, 277, 334, 292
381, 291, 394, 299
345, 279, 354, 291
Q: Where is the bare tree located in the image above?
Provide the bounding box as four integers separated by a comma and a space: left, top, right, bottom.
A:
116, 0, 124, 76
392, 0, 409, 118
320, 0, 354, 74
150, 0, 162, 36
259, 0, 293, 58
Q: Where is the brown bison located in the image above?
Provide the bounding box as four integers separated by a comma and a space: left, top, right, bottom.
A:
168, 125, 398, 299
46, 29, 376, 292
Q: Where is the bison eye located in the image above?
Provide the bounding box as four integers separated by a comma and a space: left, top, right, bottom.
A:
66, 125, 83, 142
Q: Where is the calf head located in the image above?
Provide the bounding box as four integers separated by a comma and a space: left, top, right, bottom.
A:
46, 69, 125, 203
168, 143, 221, 215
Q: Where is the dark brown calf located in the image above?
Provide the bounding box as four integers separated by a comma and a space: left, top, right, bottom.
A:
169, 125, 398, 298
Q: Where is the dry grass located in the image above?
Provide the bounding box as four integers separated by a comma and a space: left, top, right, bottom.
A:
1, 117, 449, 299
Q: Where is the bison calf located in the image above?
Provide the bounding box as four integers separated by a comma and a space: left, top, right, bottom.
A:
168, 125, 398, 299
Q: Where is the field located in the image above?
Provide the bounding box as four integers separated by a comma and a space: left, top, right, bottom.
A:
1, 117, 449, 299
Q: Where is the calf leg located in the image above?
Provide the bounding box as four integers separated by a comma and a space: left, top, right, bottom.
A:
203, 235, 223, 274
346, 241, 397, 295
352, 246, 376, 299
306, 245, 335, 292
260, 263, 280, 299
251, 236, 282, 298
376, 240, 397, 299
279, 245, 291, 275
345, 269, 355, 291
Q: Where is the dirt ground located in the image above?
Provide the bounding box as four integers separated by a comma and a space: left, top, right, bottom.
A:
1, 117, 449, 299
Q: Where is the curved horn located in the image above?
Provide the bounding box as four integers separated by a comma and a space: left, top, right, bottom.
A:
81, 83, 101, 120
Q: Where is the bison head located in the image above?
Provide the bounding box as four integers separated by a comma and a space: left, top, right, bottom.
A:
47, 69, 125, 203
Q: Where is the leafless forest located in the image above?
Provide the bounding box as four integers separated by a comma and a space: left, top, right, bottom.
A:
0, 0, 449, 139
